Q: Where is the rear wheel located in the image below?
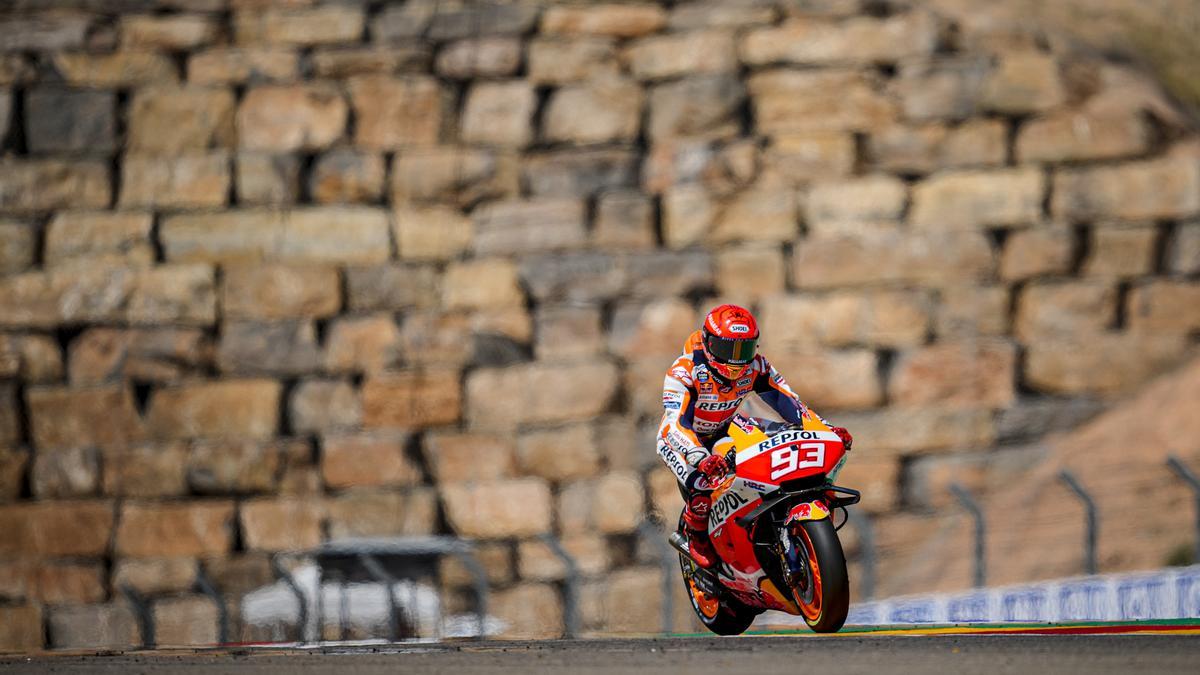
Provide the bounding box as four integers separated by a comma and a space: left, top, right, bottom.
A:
785, 518, 849, 633
677, 515, 758, 635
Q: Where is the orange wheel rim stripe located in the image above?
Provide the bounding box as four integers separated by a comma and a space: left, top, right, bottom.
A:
688, 575, 720, 619
796, 526, 823, 621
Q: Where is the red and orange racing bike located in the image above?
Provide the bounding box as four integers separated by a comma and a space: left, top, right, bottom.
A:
670, 415, 860, 635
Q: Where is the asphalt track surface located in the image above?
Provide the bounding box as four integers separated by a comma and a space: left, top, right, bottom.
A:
5, 635, 1199, 675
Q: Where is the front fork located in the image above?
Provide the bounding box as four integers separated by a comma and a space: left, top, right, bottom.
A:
778, 499, 830, 593
779, 525, 806, 588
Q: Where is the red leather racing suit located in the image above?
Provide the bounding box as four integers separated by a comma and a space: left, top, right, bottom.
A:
657, 330, 829, 492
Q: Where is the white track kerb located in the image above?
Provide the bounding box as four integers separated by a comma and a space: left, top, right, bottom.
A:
758, 564, 1200, 628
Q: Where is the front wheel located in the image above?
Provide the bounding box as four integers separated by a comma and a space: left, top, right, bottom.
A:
785, 518, 849, 633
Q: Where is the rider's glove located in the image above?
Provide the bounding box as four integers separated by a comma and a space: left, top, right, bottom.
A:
831, 426, 853, 451
698, 453, 730, 486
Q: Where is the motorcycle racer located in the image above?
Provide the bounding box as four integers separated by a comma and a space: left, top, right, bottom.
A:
658, 304, 853, 568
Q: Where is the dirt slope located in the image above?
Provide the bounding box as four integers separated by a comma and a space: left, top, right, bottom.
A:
874, 357, 1200, 595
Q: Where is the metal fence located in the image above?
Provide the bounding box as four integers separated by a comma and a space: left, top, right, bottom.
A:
947, 456, 1200, 589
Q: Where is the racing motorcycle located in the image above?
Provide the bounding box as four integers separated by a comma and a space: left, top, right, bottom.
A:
669, 415, 860, 635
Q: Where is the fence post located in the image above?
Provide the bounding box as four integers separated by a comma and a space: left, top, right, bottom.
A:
1166, 455, 1200, 565
855, 514, 877, 601
949, 483, 986, 588
450, 547, 490, 640
119, 584, 155, 650
537, 533, 581, 639
194, 568, 229, 646
636, 520, 676, 634
336, 570, 350, 641
359, 554, 404, 642
270, 555, 309, 644
1058, 469, 1099, 575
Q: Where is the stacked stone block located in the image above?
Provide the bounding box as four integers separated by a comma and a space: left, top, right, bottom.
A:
0, 0, 1198, 649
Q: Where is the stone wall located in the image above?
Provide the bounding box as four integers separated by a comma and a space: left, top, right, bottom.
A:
0, 0, 1199, 650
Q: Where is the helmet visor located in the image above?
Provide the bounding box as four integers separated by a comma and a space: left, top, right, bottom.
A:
705, 333, 758, 365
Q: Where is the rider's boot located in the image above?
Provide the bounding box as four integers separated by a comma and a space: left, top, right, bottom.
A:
682, 494, 718, 569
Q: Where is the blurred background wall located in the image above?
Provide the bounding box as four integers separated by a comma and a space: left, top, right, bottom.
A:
0, 0, 1198, 651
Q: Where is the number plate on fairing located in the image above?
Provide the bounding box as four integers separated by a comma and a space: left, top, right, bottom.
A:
734, 429, 843, 485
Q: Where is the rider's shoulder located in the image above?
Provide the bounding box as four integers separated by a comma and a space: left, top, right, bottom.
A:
666, 355, 696, 384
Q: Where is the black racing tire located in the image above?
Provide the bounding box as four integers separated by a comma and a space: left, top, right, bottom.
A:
790, 518, 849, 633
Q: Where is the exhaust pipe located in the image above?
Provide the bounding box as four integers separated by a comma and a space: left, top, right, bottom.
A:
668, 532, 690, 557
670, 532, 720, 595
